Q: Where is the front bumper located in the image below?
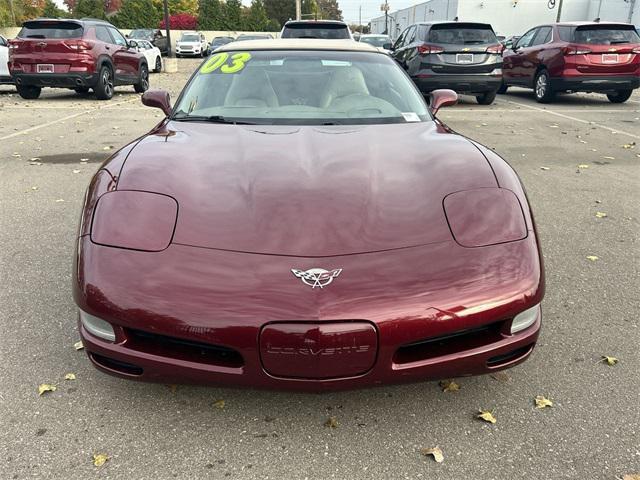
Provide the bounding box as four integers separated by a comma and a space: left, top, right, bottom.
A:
11, 72, 98, 89
550, 75, 640, 92
74, 236, 543, 391
0, 74, 13, 85
176, 48, 202, 56
413, 71, 503, 94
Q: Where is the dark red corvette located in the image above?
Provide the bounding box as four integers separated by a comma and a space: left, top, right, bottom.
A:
73, 40, 544, 391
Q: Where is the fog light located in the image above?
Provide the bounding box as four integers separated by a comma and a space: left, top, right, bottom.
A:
80, 310, 115, 342
510, 304, 540, 334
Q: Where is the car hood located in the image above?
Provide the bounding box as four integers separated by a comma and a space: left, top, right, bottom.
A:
117, 121, 497, 257
177, 41, 200, 45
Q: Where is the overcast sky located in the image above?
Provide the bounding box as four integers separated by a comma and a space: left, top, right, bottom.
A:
52, 0, 422, 25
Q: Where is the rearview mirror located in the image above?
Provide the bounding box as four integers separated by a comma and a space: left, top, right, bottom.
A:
142, 90, 172, 116
383, 42, 392, 50
429, 89, 458, 115
128, 40, 138, 49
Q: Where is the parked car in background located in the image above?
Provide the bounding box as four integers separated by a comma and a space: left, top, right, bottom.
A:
501, 35, 520, 50
500, 22, 640, 103
176, 31, 208, 57
127, 29, 168, 55
135, 39, 162, 73
234, 34, 274, 41
209, 36, 234, 51
391, 21, 504, 105
8, 18, 149, 100
359, 34, 393, 53
0, 35, 12, 85
280, 20, 353, 39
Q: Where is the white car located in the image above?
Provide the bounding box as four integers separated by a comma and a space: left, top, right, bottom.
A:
176, 31, 209, 58
0, 35, 12, 85
135, 39, 163, 73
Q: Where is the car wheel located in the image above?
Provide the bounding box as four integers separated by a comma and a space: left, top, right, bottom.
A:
476, 91, 497, 105
154, 56, 162, 73
74, 86, 90, 94
497, 81, 508, 94
176, 53, 181, 58
134, 64, 149, 93
94, 65, 114, 100
534, 69, 555, 103
606, 89, 632, 103
17, 85, 42, 100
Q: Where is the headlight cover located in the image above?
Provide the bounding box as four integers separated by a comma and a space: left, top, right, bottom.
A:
443, 188, 527, 247
91, 190, 178, 252
80, 310, 116, 342
510, 304, 540, 334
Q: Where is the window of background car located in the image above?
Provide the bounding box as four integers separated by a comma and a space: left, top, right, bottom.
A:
108, 27, 127, 46
359, 36, 390, 47
181, 34, 201, 42
18, 21, 83, 39
95, 26, 112, 44
515, 28, 537, 49
173, 50, 430, 125
573, 25, 640, 45
428, 23, 498, 45
405, 25, 417, 44
557, 26, 572, 42
393, 28, 408, 49
530, 26, 552, 46
281, 24, 350, 39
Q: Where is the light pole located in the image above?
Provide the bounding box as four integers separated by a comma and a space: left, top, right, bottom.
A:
9, 0, 16, 26
295, 0, 301, 20
556, 0, 564, 22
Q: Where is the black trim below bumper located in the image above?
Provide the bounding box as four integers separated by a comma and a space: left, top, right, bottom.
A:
550, 75, 640, 92
0, 75, 14, 85
11, 72, 98, 89
413, 73, 502, 94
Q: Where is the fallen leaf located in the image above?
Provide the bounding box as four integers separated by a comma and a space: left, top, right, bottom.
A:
438, 380, 460, 392
622, 142, 636, 149
586, 255, 599, 261
577, 164, 589, 169
595, 212, 607, 218
420, 446, 444, 463
601, 355, 618, 366
29, 162, 43, 166
548, 124, 559, 128
38, 384, 56, 395
477, 410, 496, 424
72, 169, 81, 174
12, 152, 21, 157
102, 146, 113, 151
30, 157, 41, 161
490, 371, 510, 382
31, 186, 38, 191
55, 199, 65, 203
213, 399, 225, 409
540, 166, 550, 171
74, 340, 84, 350
622, 474, 640, 480
534, 395, 553, 409
602, 156, 615, 160
93, 453, 109, 467
590, 148, 597, 152
166, 384, 178, 393
80, 158, 89, 162
324, 416, 338, 428
64, 373, 76, 381
579, 140, 587, 144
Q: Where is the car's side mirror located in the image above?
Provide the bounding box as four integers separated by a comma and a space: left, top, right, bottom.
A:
383, 42, 392, 50
142, 90, 172, 116
128, 40, 138, 49
429, 89, 458, 115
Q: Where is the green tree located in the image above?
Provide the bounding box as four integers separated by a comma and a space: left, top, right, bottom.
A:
42, 0, 68, 17
73, 0, 106, 19
222, 0, 241, 30
263, 0, 293, 29
113, 0, 159, 28
244, 0, 269, 31
317, 0, 341, 20
152, 0, 197, 16
198, 0, 224, 30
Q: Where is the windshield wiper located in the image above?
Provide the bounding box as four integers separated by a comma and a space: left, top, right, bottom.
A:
172, 114, 257, 125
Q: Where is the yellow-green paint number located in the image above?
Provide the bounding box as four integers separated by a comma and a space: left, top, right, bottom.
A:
200, 52, 252, 74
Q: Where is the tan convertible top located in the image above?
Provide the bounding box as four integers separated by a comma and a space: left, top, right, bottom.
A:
217, 39, 381, 53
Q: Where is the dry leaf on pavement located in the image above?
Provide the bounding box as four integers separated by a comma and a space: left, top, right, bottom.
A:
38, 384, 56, 395
64, 373, 76, 381
540, 167, 550, 171
601, 355, 619, 366
477, 410, 496, 424
324, 416, 338, 428
74, 341, 84, 350
586, 255, 599, 261
213, 399, 225, 409
622, 474, 640, 480
420, 446, 444, 463
439, 380, 460, 392
93, 453, 109, 467
534, 395, 553, 409
577, 164, 589, 169
595, 212, 607, 218
621, 142, 636, 149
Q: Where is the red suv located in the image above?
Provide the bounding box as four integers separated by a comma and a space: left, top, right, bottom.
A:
8, 18, 149, 100
500, 22, 640, 103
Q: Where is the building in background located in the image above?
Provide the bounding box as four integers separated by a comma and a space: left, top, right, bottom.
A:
370, 0, 640, 39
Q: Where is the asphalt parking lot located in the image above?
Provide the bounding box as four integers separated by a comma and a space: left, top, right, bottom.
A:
1, 59, 639, 479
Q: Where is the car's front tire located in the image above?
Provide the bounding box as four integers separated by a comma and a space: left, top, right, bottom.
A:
606, 89, 632, 104
154, 56, 162, 73
476, 90, 497, 105
134, 64, 149, 93
17, 85, 42, 99
94, 65, 114, 100
534, 69, 555, 103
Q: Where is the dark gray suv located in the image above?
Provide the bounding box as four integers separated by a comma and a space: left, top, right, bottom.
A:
391, 21, 504, 104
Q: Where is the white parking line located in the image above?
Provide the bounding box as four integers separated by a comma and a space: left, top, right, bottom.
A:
446, 108, 638, 113
0, 98, 137, 141
503, 99, 640, 140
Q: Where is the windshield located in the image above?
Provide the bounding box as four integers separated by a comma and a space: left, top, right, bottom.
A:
282, 24, 350, 39
19, 21, 83, 39
429, 24, 498, 45
360, 36, 390, 47
573, 25, 640, 45
180, 35, 200, 42
130, 29, 153, 38
173, 50, 429, 125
